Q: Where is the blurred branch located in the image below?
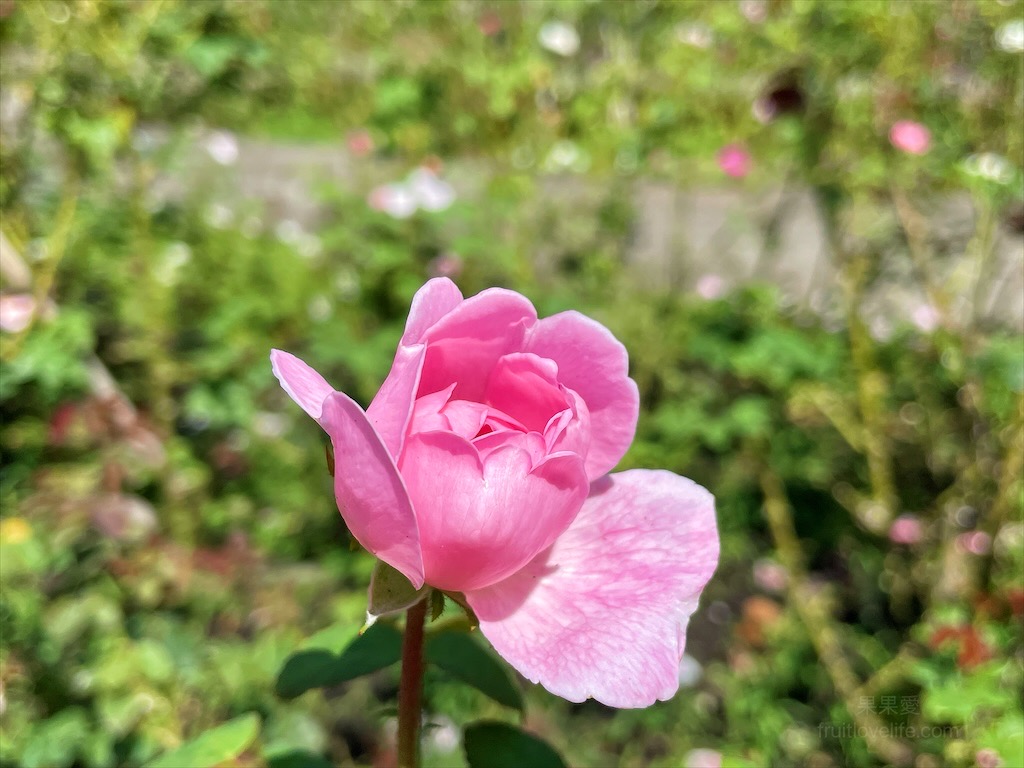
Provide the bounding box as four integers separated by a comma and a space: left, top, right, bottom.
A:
813, 184, 898, 533
0, 230, 32, 289
890, 186, 951, 324
759, 468, 914, 767
853, 646, 922, 700
968, 198, 998, 331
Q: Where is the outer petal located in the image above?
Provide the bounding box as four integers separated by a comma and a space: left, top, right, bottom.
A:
400, 432, 588, 593
320, 392, 424, 588
525, 311, 640, 479
465, 470, 718, 708
270, 349, 335, 421
402, 277, 464, 345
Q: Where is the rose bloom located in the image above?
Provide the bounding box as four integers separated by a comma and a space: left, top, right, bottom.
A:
272, 279, 718, 707
717, 144, 751, 178
889, 120, 931, 155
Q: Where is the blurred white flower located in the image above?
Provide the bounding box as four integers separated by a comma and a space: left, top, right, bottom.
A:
685, 749, 723, 768
252, 412, 289, 439
545, 140, 589, 172
156, 242, 191, 285
307, 295, 332, 322
676, 22, 713, 48
0, 294, 35, 333
963, 152, 1015, 184
369, 183, 418, 219
274, 219, 305, 244
205, 203, 234, 229
995, 19, 1024, 52
538, 21, 580, 57
335, 269, 360, 300
296, 234, 323, 261
678, 654, 703, 687
409, 168, 456, 212
425, 716, 460, 752
203, 130, 239, 166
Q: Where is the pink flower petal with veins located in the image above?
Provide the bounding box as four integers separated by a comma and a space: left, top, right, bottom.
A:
466, 470, 718, 707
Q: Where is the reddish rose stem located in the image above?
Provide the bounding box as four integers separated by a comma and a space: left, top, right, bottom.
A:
397, 597, 428, 768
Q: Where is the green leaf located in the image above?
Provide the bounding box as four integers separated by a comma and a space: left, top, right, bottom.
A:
276, 622, 402, 699
426, 630, 523, 711
146, 713, 260, 768
464, 722, 565, 768
368, 559, 427, 619
267, 751, 334, 768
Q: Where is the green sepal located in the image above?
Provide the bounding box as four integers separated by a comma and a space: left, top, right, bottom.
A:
366, 559, 428, 624
430, 589, 446, 621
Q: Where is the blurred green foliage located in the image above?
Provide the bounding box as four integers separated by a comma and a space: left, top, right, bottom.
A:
1, 1, 1022, 767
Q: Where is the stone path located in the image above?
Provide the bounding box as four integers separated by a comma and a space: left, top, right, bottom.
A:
150, 131, 1024, 333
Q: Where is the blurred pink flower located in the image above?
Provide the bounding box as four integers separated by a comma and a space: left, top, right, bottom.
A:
739, 0, 768, 23
889, 121, 931, 155
889, 514, 924, 545
685, 749, 723, 768
976, 748, 1004, 768
477, 10, 503, 37
717, 144, 751, 178
272, 279, 719, 707
346, 129, 374, 157
696, 274, 726, 300
911, 303, 941, 333
428, 252, 463, 279
956, 531, 991, 556
0, 294, 35, 333
753, 558, 788, 592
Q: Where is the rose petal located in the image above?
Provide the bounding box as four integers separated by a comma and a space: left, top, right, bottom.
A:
485, 353, 568, 434
545, 387, 591, 459
402, 277, 464, 345
466, 470, 718, 708
365, 343, 426, 460
409, 383, 458, 435
525, 311, 639, 479
400, 431, 588, 592
320, 392, 424, 588
418, 288, 538, 401
270, 349, 335, 421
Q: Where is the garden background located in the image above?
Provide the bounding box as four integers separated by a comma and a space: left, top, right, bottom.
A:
1, 1, 1023, 767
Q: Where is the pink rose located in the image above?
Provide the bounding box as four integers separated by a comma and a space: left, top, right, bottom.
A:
271, 279, 719, 707
889, 120, 931, 155
888, 514, 924, 545
717, 143, 751, 178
